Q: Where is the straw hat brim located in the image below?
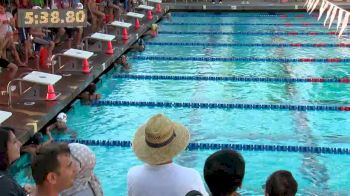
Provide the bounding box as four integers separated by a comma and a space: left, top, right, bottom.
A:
133, 122, 190, 165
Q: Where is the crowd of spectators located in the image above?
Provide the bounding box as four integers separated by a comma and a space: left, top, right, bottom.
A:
0, 114, 298, 196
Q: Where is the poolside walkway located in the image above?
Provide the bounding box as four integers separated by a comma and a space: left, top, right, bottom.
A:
0, 11, 165, 143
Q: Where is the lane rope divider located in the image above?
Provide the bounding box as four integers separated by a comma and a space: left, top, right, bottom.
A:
161, 22, 322, 26
171, 13, 318, 18
112, 74, 350, 83
146, 41, 350, 48
90, 100, 350, 112
130, 56, 350, 63
55, 139, 350, 155
158, 31, 347, 36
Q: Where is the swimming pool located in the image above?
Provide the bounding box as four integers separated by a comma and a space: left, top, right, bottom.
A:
15, 12, 350, 195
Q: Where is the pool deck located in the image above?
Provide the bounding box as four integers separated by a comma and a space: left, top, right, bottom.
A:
0, 10, 165, 143
1, 1, 350, 143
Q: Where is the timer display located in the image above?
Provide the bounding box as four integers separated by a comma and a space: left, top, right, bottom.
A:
18, 9, 87, 28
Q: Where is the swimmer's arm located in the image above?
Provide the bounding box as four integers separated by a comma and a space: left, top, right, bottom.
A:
41, 130, 53, 146
46, 123, 57, 133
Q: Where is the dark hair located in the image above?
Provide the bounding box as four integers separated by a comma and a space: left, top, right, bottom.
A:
87, 83, 96, 95
185, 190, 203, 196
0, 127, 15, 171
204, 149, 245, 196
24, 132, 43, 146
31, 143, 70, 185
265, 170, 298, 196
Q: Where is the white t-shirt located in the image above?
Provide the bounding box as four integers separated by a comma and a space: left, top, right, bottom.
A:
127, 163, 209, 196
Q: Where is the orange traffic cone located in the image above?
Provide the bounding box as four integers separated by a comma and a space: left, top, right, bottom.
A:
39, 47, 49, 69
135, 18, 140, 30
156, 3, 161, 13
147, 10, 153, 20
122, 28, 128, 40
82, 59, 90, 74
106, 41, 113, 55
46, 84, 56, 100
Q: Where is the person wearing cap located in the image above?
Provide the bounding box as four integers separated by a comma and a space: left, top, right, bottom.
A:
46, 112, 77, 138
204, 149, 245, 196
127, 114, 208, 196
264, 170, 298, 196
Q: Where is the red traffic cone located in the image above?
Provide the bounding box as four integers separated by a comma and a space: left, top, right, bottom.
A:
147, 10, 153, 20
122, 28, 128, 40
82, 59, 90, 74
156, 3, 161, 13
39, 47, 49, 69
46, 84, 56, 100
106, 41, 113, 55
135, 18, 140, 30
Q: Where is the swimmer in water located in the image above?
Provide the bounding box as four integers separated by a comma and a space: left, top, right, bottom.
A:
130, 38, 145, 52
78, 83, 101, 104
46, 112, 77, 138
116, 54, 131, 70
144, 24, 159, 39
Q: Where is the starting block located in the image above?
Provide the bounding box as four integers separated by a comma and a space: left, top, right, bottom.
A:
89, 33, 116, 54
0, 110, 12, 125
109, 21, 132, 40
137, 5, 155, 20
63, 49, 94, 74
127, 12, 145, 30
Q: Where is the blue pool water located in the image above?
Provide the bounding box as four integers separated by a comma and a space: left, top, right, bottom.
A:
14, 12, 350, 195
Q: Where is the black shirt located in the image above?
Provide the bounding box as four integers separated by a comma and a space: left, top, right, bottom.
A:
0, 170, 27, 196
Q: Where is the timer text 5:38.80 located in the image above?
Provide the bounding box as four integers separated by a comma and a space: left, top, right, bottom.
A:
18, 9, 87, 28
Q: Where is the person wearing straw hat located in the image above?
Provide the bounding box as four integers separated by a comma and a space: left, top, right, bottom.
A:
127, 114, 208, 196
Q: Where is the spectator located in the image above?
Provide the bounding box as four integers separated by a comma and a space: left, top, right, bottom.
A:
78, 83, 101, 104
30, 6, 55, 69
264, 170, 298, 196
87, 0, 105, 32
31, 143, 77, 196
204, 149, 245, 196
128, 114, 208, 196
60, 143, 103, 196
0, 126, 27, 196
0, 2, 26, 67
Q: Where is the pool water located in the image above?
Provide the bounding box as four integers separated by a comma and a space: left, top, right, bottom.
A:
14, 12, 350, 195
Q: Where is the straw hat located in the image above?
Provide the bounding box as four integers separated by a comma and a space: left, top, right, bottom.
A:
132, 114, 190, 165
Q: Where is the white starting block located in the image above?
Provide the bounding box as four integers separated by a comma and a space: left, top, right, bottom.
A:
110, 21, 133, 28
137, 5, 155, 20
91, 33, 116, 41
86, 33, 116, 55
7, 71, 63, 105
138, 5, 154, 10
0, 110, 12, 125
109, 21, 133, 40
127, 12, 145, 19
23, 71, 62, 85
127, 12, 145, 30
63, 49, 94, 60
61, 49, 94, 73
148, 0, 162, 3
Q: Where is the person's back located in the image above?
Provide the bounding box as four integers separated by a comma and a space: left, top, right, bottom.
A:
128, 163, 207, 196
127, 114, 208, 196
